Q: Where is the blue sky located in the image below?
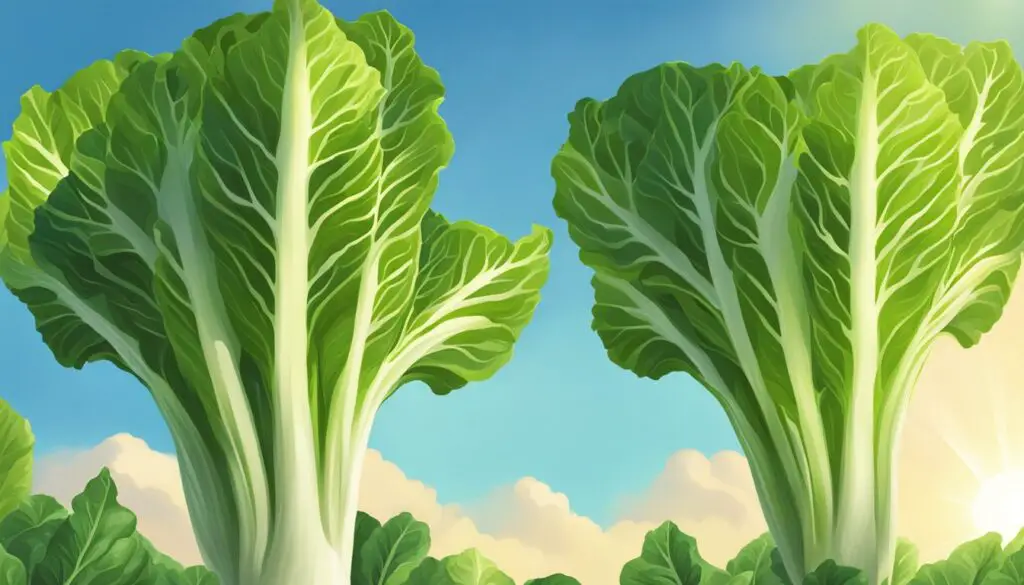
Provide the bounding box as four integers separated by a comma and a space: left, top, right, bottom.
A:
1, 0, 1022, 527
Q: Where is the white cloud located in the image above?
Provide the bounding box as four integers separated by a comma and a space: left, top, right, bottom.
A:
34, 280, 1024, 584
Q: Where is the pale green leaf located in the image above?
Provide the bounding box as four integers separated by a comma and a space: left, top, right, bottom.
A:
909, 533, 1004, 585
0, 397, 32, 522
441, 549, 514, 585
889, 539, 918, 585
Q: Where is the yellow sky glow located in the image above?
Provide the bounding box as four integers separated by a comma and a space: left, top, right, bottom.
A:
899, 273, 1024, 554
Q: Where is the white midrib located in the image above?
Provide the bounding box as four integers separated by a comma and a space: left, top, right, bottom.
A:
268, 5, 329, 564
834, 68, 880, 573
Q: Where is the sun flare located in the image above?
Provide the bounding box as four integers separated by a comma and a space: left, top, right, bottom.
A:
972, 470, 1024, 541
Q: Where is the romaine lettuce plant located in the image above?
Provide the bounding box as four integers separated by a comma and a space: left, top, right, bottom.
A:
553, 23, 1024, 585
0, 1, 551, 583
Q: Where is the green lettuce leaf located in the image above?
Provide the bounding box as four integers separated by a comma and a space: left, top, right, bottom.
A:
31, 469, 149, 585
441, 550, 514, 585
802, 561, 867, 585
619, 521, 704, 585
140, 564, 221, 585
728, 534, 782, 585
0, 495, 68, 580
0, 397, 33, 521
0, 543, 26, 585
0, 192, 9, 254
983, 549, 1024, 585
405, 557, 447, 585
357, 512, 430, 585
524, 575, 582, 585
178, 567, 220, 585
353, 511, 383, 583
404, 551, 514, 585
887, 540, 918, 585
908, 533, 1004, 585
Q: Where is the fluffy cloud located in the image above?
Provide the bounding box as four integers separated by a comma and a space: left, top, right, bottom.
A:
34, 284, 1024, 584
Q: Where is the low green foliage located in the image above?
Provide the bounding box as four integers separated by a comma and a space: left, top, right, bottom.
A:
354, 511, 431, 585
524, 575, 583, 585
0, 397, 218, 585
624, 521, 1024, 585
351, 510, 576, 585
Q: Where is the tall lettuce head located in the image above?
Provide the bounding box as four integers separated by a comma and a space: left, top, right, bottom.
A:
552, 23, 1024, 585
0, 1, 551, 584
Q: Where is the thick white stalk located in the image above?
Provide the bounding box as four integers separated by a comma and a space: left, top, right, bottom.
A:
834, 67, 880, 582
259, 535, 345, 585
259, 2, 331, 582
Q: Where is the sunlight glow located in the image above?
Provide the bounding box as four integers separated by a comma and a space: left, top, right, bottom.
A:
972, 470, 1024, 541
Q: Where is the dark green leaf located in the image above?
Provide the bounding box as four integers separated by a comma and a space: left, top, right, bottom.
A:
770, 549, 793, 585
524, 575, 582, 585
31, 469, 149, 585
0, 544, 26, 585
728, 534, 782, 585
359, 512, 431, 585
620, 521, 704, 585
0, 496, 67, 580
0, 397, 33, 521
179, 566, 220, 585
802, 560, 866, 585
353, 511, 383, 585
404, 557, 447, 585
983, 549, 1024, 585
